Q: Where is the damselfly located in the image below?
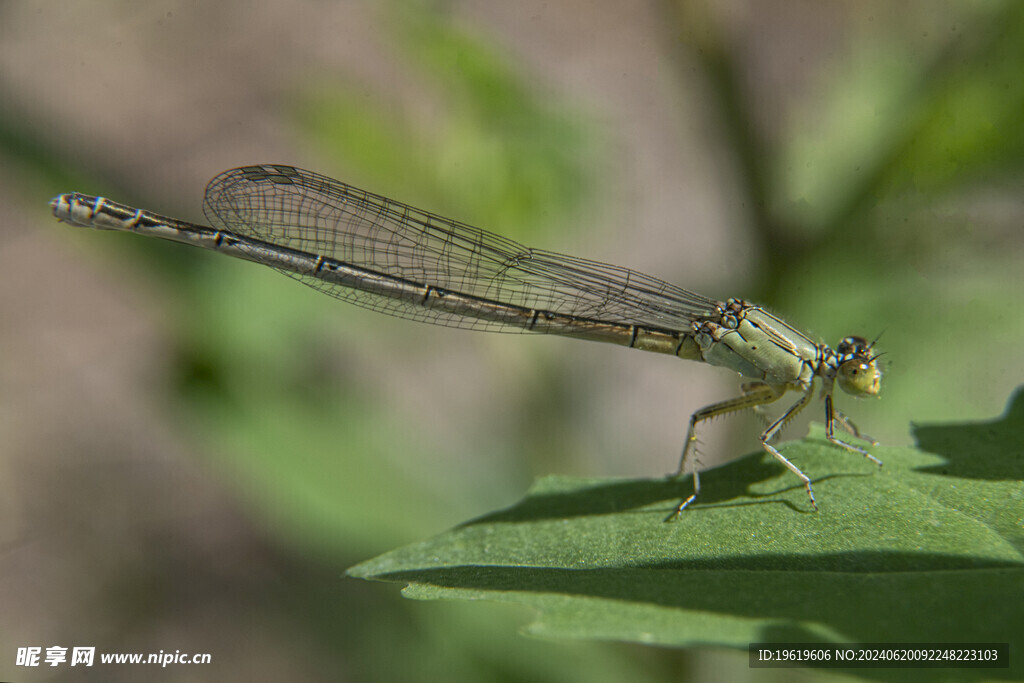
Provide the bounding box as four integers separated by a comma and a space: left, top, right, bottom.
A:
51, 164, 883, 514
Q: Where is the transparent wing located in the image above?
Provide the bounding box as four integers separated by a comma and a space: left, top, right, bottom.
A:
202, 165, 722, 333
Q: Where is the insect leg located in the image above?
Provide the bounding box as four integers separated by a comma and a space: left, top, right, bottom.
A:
669, 382, 784, 517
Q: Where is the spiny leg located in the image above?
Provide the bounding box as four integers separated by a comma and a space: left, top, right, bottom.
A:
829, 401, 879, 447
760, 385, 819, 510
825, 394, 883, 467
669, 383, 785, 517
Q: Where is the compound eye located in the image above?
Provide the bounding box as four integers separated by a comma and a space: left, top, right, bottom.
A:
837, 358, 881, 397
837, 336, 870, 356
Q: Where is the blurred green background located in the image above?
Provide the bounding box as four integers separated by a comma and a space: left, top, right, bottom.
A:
2, 0, 1022, 680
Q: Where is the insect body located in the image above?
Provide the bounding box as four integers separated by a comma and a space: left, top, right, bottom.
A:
51, 164, 883, 514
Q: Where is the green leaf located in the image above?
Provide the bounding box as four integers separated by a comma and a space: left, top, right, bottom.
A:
350, 389, 1024, 671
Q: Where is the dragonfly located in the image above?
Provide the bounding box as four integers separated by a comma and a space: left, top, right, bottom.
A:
51, 164, 883, 515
